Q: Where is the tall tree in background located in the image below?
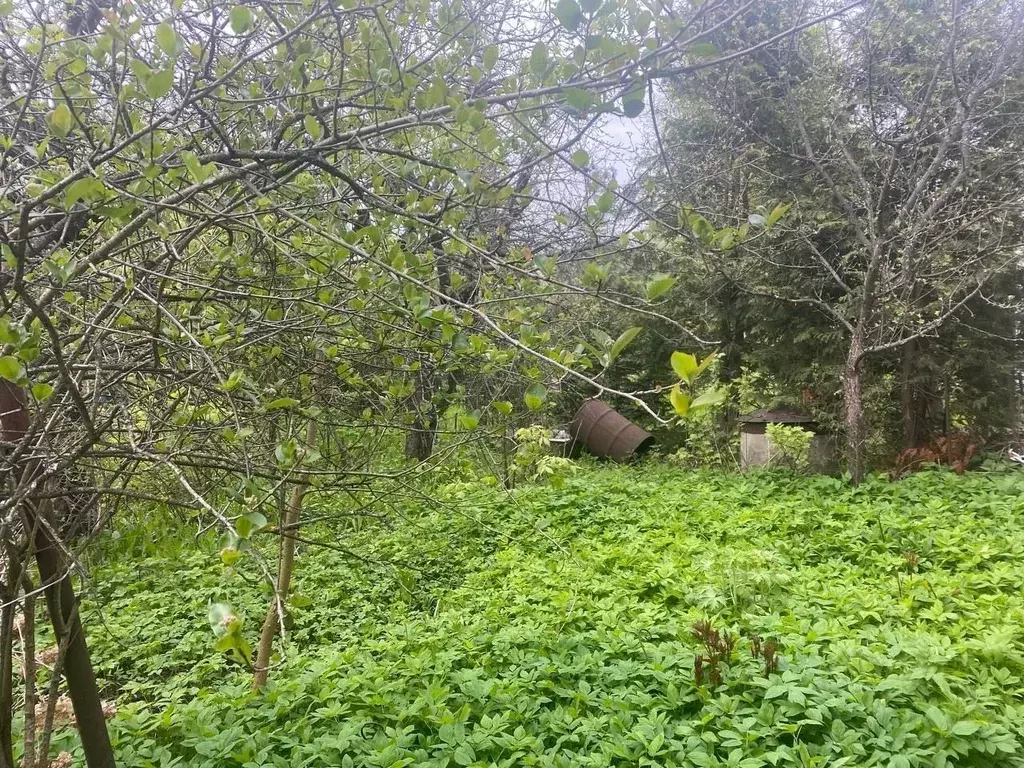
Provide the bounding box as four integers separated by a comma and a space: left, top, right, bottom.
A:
644, 0, 1024, 480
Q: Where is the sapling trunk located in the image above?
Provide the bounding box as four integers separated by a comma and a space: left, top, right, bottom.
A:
38, 634, 69, 768
22, 591, 36, 768
253, 420, 316, 689
0, 589, 14, 768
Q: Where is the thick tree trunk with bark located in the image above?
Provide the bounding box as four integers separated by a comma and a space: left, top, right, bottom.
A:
0, 382, 115, 768
842, 336, 866, 485
34, 499, 115, 768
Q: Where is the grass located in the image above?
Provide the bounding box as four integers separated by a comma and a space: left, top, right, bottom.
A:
40, 464, 1024, 766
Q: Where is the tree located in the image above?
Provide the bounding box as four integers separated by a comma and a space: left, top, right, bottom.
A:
642, 0, 1024, 480
0, 0, 867, 762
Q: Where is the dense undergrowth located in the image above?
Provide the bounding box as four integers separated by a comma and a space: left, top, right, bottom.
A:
41, 465, 1024, 766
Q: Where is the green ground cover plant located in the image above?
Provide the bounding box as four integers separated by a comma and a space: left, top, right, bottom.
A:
42, 465, 1024, 767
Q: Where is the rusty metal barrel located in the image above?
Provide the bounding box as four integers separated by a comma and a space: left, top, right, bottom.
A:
568, 399, 655, 462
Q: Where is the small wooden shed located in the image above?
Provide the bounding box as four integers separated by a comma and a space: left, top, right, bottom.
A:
738, 409, 837, 473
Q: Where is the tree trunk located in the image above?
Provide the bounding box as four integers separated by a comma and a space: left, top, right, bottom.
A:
37, 633, 69, 768
405, 364, 437, 462
0, 582, 14, 768
900, 339, 922, 449
842, 337, 867, 484
34, 508, 115, 768
716, 280, 745, 432
253, 421, 316, 690
405, 408, 437, 462
22, 591, 36, 768
0, 381, 114, 768
900, 338, 942, 450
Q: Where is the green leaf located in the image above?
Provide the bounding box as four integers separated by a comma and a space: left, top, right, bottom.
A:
145, 69, 174, 99
767, 201, 792, 227
646, 273, 676, 300
48, 104, 73, 137
229, 5, 253, 34
483, 44, 499, 70
235, 516, 255, 539
0, 356, 23, 382
31, 382, 53, 400
243, 510, 268, 532
454, 744, 475, 766
304, 114, 322, 140
669, 384, 690, 417
219, 369, 245, 391
951, 720, 980, 736
609, 326, 641, 361
529, 41, 548, 76
64, 177, 106, 209
156, 21, 178, 55
264, 397, 300, 410
524, 382, 547, 411
459, 410, 481, 430
622, 96, 645, 118
129, 58, 152, 81
208, 602, 240, 637
182, 151, 214, 184
689, 42, 719, 58
596, 188, 614, 213
493, 400, 513, 415
696, 352, 717, 376
554, 0, 582, 31
926, 706, 950, 732
236, 510, 268, 539
689, 213, 715, 243
571, 149, 590, 167
563, 88, 593, 112
689, 388, 725, 411
219, 547, 241, 566
534, 254, 557, 275
671, 351, 699, 384
764, 685, 789, 699
622, 82, 645, 118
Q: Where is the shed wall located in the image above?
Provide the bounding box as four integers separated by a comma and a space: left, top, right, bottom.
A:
740, 431, 838, 474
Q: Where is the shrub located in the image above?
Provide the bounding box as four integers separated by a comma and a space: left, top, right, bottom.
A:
892, 432, 980, 477
513, 426, 578, 488
765, 423, 814, 470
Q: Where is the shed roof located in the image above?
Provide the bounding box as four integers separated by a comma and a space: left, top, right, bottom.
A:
737, 409, 817, 424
